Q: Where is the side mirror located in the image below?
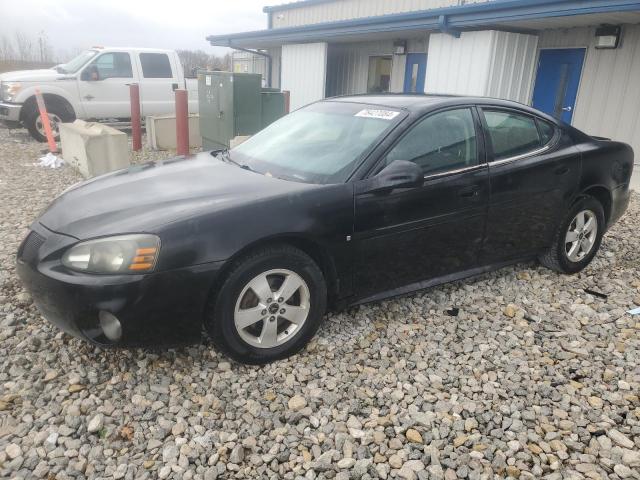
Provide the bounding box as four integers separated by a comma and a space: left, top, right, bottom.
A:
81, 66, 99, 81
357, 160, 423, 194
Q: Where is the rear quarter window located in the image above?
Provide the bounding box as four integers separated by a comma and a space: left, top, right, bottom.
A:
537, 119, 556, 145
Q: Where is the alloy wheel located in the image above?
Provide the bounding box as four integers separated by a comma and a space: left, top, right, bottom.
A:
35, 113, 62, 138
565, 209, 598, 262
234, 269, 310, 349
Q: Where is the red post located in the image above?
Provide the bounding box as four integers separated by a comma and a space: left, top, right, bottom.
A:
283, 90, 291, 114
34, 88, 58, 153
129, 83, 142, 151
175, 89, 189, 156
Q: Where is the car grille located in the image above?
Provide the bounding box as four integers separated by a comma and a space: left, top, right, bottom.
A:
18, 231, 45, 264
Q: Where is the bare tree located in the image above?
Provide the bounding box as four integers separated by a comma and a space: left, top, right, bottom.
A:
37, 31, 53, 63
177, 49, 232, 77
0, 35, 15, 61
14, 31, 34, 61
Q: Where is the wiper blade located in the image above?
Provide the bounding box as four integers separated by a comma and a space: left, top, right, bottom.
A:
215, 149, 257, 173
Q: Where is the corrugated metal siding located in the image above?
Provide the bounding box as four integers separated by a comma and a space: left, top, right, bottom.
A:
268, 47, 282, 88
232, 52, 267, 78
325, 36, 428, 96
271, 0, 490, 28
281, 43, 328, 109
426, 30, 537, 103
539, 25, 640, 161
486, 31, 539, 104
425, 31, 494, 96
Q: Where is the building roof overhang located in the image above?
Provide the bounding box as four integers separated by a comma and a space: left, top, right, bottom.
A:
207, 0, 640, 49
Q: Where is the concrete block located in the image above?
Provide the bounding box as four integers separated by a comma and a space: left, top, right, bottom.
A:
146, 114, 201, 150
60, 120, 130, 178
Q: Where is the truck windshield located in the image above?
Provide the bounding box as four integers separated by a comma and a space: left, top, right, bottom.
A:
231, 102, 403, 184
58, 50, 99, 74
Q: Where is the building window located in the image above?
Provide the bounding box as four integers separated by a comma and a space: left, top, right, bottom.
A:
367, 56, 392, 93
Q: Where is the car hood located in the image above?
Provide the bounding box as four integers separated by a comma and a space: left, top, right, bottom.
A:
0, 69, 67, 82
38, 152, 317, 239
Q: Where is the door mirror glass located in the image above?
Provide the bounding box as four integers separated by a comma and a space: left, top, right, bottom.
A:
359, 160, 423, 194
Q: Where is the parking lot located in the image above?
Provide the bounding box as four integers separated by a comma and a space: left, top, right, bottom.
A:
0, 126, 639, 479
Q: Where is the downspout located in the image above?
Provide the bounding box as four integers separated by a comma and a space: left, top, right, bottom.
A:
229, 45, 273, 88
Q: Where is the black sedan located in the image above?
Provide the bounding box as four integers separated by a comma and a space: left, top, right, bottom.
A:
17, 95, 634, 364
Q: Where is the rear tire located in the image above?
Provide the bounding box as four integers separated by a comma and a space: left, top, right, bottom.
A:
24, 100, 75, 142
539, 196, 605, 274
205, 245, 327, 364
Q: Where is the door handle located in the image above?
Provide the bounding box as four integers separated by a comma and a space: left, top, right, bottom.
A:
562, 106, 572, 112
458, 186, 480, 198
555, 166, 570, 175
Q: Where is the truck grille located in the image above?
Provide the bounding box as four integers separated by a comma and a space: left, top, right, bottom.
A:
18, 231, 45, 264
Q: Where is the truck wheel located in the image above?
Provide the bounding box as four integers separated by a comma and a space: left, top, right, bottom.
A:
539, 196, 605, 274
24, 100, 75, 142
205, 245, 327, 364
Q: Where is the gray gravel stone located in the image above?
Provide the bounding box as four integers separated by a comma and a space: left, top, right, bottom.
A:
0, 126, 639, 479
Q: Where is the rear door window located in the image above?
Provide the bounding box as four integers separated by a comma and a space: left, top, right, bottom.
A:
482, 110, 542, 160
139, 53, 173, 78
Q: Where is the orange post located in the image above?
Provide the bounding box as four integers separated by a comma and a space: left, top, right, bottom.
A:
129, 84, 142, 151
175, 89, 189, 156
34, 88, 58, 153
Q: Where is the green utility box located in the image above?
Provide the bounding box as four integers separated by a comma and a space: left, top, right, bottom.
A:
261, 88, 286, 128
198, 72, 286, 150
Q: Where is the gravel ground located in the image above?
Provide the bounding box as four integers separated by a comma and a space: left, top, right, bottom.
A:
0, 125, 639, 480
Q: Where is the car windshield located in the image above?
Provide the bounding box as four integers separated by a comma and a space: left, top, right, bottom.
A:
58, 50, 99, 74
230, 101, 403, 184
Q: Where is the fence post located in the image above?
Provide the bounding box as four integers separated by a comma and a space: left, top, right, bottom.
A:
175, 89, 189, 156
129, 84, 142, 151
34, 88, 58, 153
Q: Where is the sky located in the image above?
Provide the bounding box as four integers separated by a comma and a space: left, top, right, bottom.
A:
0, 0, 271, 60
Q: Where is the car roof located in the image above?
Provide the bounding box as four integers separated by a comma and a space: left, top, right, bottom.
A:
327, 93, 543, 116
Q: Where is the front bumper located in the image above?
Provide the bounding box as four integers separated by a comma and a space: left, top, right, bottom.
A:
0, 102, 22, 122
16, 224, 223, 347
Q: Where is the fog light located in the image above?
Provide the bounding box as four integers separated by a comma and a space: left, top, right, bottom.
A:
98, 311, 122, 342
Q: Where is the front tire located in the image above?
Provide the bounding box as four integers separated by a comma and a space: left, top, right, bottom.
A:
24, 101, 75, 142
539, 196, 605, 274
205, 245, 327, 364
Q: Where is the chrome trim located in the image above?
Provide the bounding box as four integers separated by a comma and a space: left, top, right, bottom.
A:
489, 144, 552, 167
423, 163, 485, 181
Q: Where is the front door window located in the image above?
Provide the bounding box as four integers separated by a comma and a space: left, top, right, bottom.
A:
384, 108, 478, 176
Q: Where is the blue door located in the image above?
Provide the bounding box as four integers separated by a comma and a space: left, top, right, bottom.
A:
403, 53, 427, 93
532, 48, 585, 123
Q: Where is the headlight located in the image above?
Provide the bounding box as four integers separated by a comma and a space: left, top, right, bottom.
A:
62, 234, 160, 274
0, 82, 22, 102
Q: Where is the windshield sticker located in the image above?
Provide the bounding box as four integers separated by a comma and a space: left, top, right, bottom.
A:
355, 109, 400, 120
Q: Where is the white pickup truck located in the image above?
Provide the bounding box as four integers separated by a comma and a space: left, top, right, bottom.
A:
0, 47, 198, 141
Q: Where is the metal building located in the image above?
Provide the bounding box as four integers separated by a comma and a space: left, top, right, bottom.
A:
208, 0, 640, 186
